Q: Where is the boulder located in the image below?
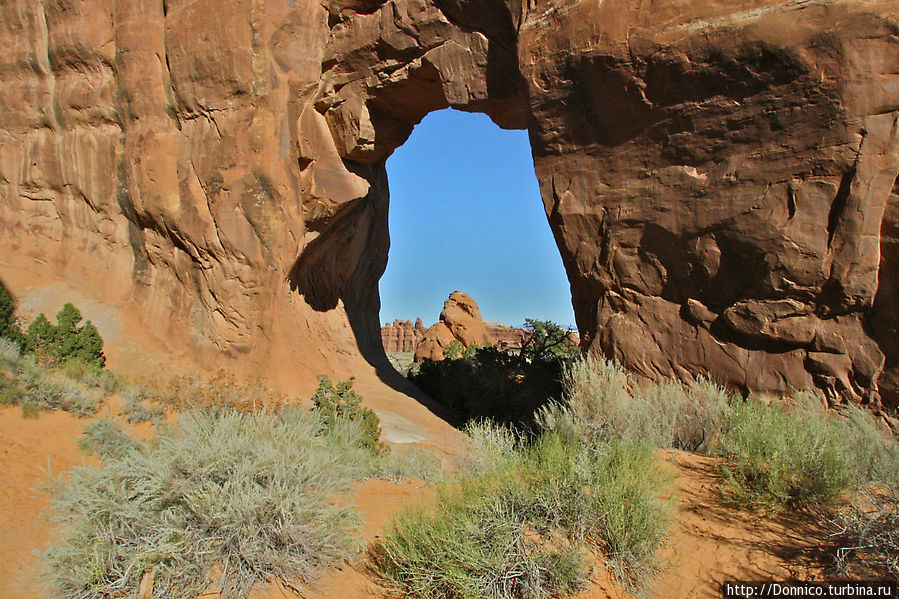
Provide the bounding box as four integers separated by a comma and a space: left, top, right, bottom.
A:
414, 291, 490, 362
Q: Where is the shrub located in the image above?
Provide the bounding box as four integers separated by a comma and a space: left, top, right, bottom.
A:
834, 489, 899, 577
45, 409, 376, 599
371, 474, 587, 599
717, 395, 855, 511
16, 356, 105, 416
0, 372, 22, 406
0, 336, 21, 368
839, 404, 899, 490
77, 418, 139, 459
376, 445, 445, 484
537, 356, 732, 452
0, 337, 22, 406
0, 282, 21, 342
410, 320, 579, 428
23, 303, 105, 368
0, 346, 128, 417
518, 319, 580, 362
540, 356, 899, 514
442, 339, 466, 360
58, 358, 123, 394
311, 375, 386, 455
141, 372, 286, 413
371, 421, 670, 597
120, 384, 166, 423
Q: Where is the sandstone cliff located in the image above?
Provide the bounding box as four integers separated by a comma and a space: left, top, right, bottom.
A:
381, 318, 426, 353
1, 0, 897, 407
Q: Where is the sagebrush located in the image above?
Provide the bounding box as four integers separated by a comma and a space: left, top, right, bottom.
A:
46, 409, 379, 599
371, 419, 670, 598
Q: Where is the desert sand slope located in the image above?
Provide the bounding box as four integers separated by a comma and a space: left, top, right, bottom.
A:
0, 406, 846, 599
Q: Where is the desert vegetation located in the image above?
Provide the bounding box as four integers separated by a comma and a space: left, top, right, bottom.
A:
545, 357, 899, 512
411, 319, 579, 426
370, 355, 899, 597
0, 283, 115, 416
41, 371, 449, 599
371, 421, 669, 597
543, 357, 899, 576
4, 279, 895, 597
0, 336, 123, 416
46, 409, 377, 599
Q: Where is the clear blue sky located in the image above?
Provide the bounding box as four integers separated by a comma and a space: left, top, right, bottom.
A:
378, 108, 576, 329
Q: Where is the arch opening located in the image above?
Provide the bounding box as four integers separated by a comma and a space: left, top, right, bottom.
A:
378, 108, 575, 368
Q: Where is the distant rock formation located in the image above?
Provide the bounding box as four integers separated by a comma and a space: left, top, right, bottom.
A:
414, 292, 491, 362
382, 316, 528, 354
384, 294, 582, 359
381, 318, 426, 353
485, 322, 528, 351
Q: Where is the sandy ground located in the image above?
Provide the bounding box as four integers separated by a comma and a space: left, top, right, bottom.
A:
0, 406, 91, 599
0, 402, 844, 599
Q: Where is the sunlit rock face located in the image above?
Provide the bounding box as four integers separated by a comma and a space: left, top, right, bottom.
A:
0, 0, 897, 406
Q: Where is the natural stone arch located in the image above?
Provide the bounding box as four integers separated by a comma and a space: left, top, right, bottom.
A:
0, 0, 897, 412
295, 0, 899, 407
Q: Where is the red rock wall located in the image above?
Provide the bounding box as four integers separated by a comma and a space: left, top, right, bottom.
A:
1, 0, 897, 408
381, 318, 426, 353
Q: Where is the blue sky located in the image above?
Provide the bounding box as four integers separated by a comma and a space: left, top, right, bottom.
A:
378, 109, 576, 329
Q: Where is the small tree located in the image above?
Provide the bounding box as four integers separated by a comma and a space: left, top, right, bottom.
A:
442, 340, 466, 360
311, 375, 386, 455
24, 313, 56, 355
23, 303, 106, 368
518, 319, 579, 363
0, 283, 21, 342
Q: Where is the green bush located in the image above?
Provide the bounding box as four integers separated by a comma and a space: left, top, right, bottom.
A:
23, 303, 105, 368
372, 475, 586, 599
371, 421, 670, 597
0, 339, 120, 417
0, 282, 21, 342
375, 445, 445, 484
16, 356, 105, 416
537, 356, 732, 452
77, 418, 140, 459
411, 320, 578, 427
312, 375, 386, 455
547, 356, 899, 515
717, 395, 855, 511
120, 384, 166, 423
45, 409, 377, 599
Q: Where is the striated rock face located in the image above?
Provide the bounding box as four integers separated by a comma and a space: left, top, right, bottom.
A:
414, 291, 490, 362
1, 0, 897, 407
524, 1, 899, 406
381, 318, 425, 352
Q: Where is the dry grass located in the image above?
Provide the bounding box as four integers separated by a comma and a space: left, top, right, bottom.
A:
371, 419, 670, 598
134, 372, 287, 413
44, 409, 381, 599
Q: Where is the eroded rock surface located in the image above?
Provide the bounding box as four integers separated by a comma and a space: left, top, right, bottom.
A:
381, 318, 426, 353
414, 291, 490, 362
1, 0, 897, 407
382, 316, 527, 353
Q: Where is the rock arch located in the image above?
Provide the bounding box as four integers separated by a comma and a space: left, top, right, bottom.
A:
0, 0, 897, 407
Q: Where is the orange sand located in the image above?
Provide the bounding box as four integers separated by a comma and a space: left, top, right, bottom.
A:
0, 407, 837, 599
